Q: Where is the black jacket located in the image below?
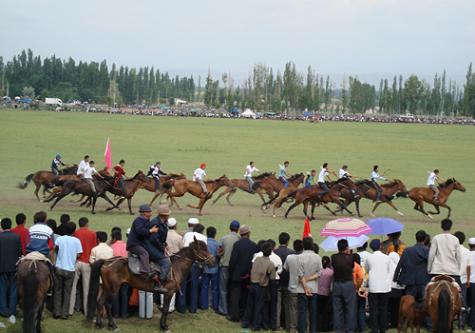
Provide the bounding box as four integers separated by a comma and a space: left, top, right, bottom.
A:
275, 245, 294, 288
394, 243, 431, 286
127, 216, 151, 250
0, 231, 22, 273
229, 237, 258, 282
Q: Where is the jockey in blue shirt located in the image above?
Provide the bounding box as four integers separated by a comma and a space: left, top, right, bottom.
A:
51, 154, 65, 175
278, 161, 290, 188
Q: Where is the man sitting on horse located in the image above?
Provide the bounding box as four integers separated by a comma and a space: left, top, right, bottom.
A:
244, 161, 259, 192
427, 169, 443, 203
113, 159, 127, 195
51, 154, 65, 176
278, 161, 290, 188
371, 165, 387, 201
318, 162, 336, 196
126, 204, 168, 293
143, 204, 172, 287
305, 169, 317, 188
148, 161, 167, 192
339, 165, 354, 179
78, 160, 103, 195
193, 163, 208, 196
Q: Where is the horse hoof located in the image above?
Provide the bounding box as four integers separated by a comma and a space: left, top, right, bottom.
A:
92, 211, 96, 215
397, 211, 404, 216
272, 214, 276, 218
370, 212, 376, 217
427, 214, 433, 220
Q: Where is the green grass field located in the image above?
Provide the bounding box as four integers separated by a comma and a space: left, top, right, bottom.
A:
0, 109, 474, 332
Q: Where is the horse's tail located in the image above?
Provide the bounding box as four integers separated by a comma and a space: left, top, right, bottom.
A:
17, 173, 34, 189
396, 191, 408, 198
21, 263, 44, 333
436, 288, 450, 333
87, 259, 105, 321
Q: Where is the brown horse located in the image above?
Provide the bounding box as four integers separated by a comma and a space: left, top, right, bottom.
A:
105, 171, 150, 214
167, 175, 234, 215
17, 165, 77, 200
398, 295, 426, 333
408, 178, 466, 219
212, 172, 275, 206
252, 174, 287, 206
141, 173, 187, 206
283, 178, 356, 219
17, 254, 52, 333
356, 179, 408, 216
263, 173, 305, 217
87, 239, 214, 331
424, 275, 461, 333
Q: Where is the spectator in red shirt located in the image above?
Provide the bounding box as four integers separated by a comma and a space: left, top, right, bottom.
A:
68, 217, 97, 316
113, 159, 126, 195
11, 213, 29, 255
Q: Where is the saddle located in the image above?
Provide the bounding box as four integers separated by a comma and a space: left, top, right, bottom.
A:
128, 252, 163, 276
18, 251, 52, 266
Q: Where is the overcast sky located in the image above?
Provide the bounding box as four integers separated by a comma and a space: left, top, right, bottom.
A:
1, 0, 474, 84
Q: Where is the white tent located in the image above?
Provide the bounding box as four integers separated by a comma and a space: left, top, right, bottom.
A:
241, 108, 256, 119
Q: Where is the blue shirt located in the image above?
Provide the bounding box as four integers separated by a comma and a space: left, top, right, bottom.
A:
55, 235, 83, 272
204, 238, 221, 274
305, 175, 314, 188
278, 165, 287, 179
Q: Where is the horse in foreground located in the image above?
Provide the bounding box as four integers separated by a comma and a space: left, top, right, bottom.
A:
17, 165, 77, 200
408, 178, 466, 219
17, 253, 52, 333
87, 239, 214, 332
398, 295, 426, 333
424, 275, 461, 333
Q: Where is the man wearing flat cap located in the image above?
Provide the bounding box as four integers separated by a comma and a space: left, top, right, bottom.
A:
144, 204, 172, 289
126, 204, 167, 293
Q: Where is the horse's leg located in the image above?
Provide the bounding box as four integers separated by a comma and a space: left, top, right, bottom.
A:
311, 202, 319, 220
104, 291, 117, 330
34, 183, 41, 201
386, 201, 404, 216
225, 189, 237, 206
50, 193, 68, 210
160, 293, 172, 331
322, 204, 337, 216
149, 191, 161, 206
127, 198, 133, 215
284, 201, 299, 219
355, 198, 362, 217
371, 202, 382, 216
91, 195, 98, 214
102, 194, 120, 211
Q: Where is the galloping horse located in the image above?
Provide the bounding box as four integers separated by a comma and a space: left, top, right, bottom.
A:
141, 173, 187, 206
356, 179, 408, 216
44, 176, 118, 214
408, 178, 466, 219
17, 254, 52, 333
212, 172, 275, 206
105, 171, 150, 214
283, 178, 356, 219
167, 175, 233, 215
17, 165, 77, 200
263, 173, 305, 217
251, 174, 288, 205
87, 239, 214, 331
424, 275, 461, 333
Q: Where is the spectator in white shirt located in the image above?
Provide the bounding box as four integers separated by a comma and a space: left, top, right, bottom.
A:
428, 219, 461, 281
357, 242, 371, 269
244, 161, 259, 192
365, 239, 391, 333
193, 163, 208, 196
283, 239, 303, 333
89, 232, 113, 263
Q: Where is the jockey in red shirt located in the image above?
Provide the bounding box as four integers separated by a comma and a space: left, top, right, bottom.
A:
113, 159, 126, 195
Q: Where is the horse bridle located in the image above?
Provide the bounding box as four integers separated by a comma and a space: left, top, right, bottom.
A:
173, 246, 213, 263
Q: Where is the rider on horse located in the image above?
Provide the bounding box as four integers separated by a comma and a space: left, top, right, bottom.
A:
339, 165, 353, 179
318, 162, 336, 196
78, 160, 103, 195
427, 169, 443, 203
371, 165, 387, 201
51, 154, 65, 176
113, 159, 127, 195
126, 204, 168, 293
278, 161, 290, 188
148, 161, 167, 192
304, 169, 317, 188
193, 163, 208, 196
143, 204, 172, 289
244, 161, 259, 191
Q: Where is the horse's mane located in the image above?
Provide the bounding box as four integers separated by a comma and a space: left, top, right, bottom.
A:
205, 175, 227, 183
440, 178, 455, 188
253, 172, 273, 180
62, 164, 78, 173
170, 240, 208, 263
168, 173, 185, 178
381, 179, 399, 187
288, 173, 303, 181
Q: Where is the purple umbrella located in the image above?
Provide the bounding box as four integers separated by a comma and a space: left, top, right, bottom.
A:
367, 217, 404, 235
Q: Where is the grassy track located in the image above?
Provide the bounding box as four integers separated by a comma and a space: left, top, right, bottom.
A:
0, 109, 474, 332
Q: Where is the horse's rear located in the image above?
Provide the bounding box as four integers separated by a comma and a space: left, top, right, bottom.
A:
17, 257, 51, 333
425, 277, 462, 333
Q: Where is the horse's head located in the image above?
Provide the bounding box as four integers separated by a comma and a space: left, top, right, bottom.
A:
216, 175, 233, 187
134, 170, 148, 183
451, 179, 466, 192
393, 179, 408, 193
288, 173, 305, 183
190, 238, 215, 266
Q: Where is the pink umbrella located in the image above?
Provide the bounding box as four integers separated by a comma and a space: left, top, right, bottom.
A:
320, 217, 371, 237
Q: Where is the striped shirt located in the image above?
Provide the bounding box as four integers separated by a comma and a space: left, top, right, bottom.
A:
26, 223, 53, 256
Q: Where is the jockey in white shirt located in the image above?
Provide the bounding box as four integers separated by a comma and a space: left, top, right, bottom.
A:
339, 165, 353, 179
318, 163, 336, 196
193, 163, 208, 195
427, 169, 443, 202
82, 160, 103, 194
77, 155, 90, 176
371, 165, 387, 201
244, 161, 259, 192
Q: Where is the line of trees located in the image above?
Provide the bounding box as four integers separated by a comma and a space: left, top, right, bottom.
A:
0, 49, 195, 105
0, 50, 474, 117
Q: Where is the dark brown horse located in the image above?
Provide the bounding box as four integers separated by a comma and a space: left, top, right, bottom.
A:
356, 179, 408, 216
166, 175, 234, 215
141, 173, 187, 206
87, 239, 214, 331
251, 174, 287, 206
263, 173, 305, 217
424, 275, 461, 333
398, 295, 426, 333
105, 171, 150, 214
408, 178, 466, 219
17, 255, 52, 333
212, 172, 275, 206
17, 165, 77, 200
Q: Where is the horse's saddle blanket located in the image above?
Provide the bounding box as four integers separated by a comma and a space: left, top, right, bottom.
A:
427, 275, 460, 291
128, 252, 162, 275
17, 251, 52, 265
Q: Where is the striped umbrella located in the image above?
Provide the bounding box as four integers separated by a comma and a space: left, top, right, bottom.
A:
320, 217, 371, 237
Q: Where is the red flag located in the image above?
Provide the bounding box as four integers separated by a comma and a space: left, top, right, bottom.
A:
302, 216, 312, 239
104, 138, 112, 171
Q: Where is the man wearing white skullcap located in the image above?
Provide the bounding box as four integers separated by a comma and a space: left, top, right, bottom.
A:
166, 218, 183, 255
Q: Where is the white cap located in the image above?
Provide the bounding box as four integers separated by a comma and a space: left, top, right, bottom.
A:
188, 217, 199, 225
126, 228, 131, 235
469, 238, 475, 245
167, 217, 177, 228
